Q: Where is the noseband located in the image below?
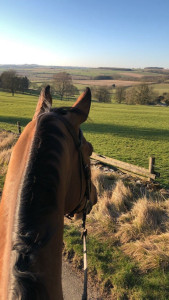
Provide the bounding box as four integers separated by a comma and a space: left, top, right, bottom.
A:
55, 113, 92, 218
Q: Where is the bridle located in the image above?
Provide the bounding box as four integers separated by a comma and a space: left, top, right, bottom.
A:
56, 112, 91, 300
55, 113, 93, 218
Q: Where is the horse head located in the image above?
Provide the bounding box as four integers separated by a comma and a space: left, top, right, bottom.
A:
0, 85, 97, 300
33, 85, 97, 217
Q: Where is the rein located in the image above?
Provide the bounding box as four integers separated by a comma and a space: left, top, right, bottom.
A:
55, 113, 91, 300
82, 212, 88, 300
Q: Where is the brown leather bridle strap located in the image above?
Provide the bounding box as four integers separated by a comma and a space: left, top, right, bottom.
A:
56, 115, 82, 149
55, 114, 91, 218
56, 113, 89, 299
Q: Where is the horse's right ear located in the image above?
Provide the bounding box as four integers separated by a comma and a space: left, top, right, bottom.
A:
71, 87, 91, 126
33, 85, 52, 120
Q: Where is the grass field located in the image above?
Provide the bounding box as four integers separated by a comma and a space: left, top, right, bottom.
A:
0, 92, 169, 299
0, 91, 169, 187
151, 83, 169, 94
74, 79, 143, 87
85, 102, 169, 187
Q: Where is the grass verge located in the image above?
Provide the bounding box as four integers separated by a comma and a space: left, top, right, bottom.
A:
63, 168, 169, 299
0, 130, 169, 299
63, 223, 169, 300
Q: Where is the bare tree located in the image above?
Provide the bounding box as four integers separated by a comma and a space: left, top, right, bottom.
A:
94, 86, 111, 103
136, 84, 156, 105
125, 87, 138, 104
53, 72, 73, 100
115, 86, 126, 103
65, 84, 79, 100
125, 84, 157, 105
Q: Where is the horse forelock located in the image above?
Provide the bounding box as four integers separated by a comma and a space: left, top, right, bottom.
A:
10, 112, 66, 299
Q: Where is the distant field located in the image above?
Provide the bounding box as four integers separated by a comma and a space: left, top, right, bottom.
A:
0, 91, 168, 187
0, 65, 166, 83
74, 79, 144, 87
151, 83, 169, 94
1, 66, 169, 98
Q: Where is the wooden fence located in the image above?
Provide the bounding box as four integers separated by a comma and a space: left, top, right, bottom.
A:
91, 153, 160, 181
16, 122, 160, 181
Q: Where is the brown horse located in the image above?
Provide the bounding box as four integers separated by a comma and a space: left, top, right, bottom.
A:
0, 86, 97, 300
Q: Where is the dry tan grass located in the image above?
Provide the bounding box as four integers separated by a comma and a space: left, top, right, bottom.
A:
122, 233, 169, 271
89, 175, 133, 224
89, 169, 169, 272
111, 180, 133, 212
0, 131, 16, 151
132, 197, 168, 233
0, 148, 13, 165
89, 190, 115, 223
117, 197, 168, 243
91, 167, 116, 195
0, 131, 17, 175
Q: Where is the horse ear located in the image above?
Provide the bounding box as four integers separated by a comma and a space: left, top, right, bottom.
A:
33, 85, 52, 120
72, 87, 91, 125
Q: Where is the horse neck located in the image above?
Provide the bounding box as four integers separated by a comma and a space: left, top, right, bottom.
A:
8, 186, 66, 300
33, 202, 65, 300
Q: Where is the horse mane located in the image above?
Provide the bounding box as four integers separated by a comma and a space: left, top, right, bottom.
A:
10, 105, 87, 299
11, 110, 68, 299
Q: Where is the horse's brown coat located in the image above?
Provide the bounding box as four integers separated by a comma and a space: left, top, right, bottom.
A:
0, 87, 97, 300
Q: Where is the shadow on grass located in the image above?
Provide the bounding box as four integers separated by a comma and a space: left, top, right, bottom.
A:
0, 116, 31, 127
1, 116, 169, 143
82, 122, 169, 142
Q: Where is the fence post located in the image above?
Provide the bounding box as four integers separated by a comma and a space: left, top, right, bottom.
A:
17, 121, 21, 135
149, 157, 155, 181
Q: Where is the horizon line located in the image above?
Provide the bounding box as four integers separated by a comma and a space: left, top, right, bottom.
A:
0, 63, 167, 70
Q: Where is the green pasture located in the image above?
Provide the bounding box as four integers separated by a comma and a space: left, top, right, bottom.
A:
0, 91, 168, 187
84, 102, 169, 187
151, 83, 169, 94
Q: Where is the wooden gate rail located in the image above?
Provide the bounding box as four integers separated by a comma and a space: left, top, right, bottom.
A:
16, 121, 159, 181
91, 153, 160, 181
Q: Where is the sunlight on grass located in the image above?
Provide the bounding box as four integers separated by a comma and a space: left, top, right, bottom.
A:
0, 91, 169, 186
64, 169, 169, 299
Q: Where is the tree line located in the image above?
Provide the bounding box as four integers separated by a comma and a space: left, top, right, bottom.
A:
1, 70, 168, 106
0, 70, 30, 96
115, 85, 169, 105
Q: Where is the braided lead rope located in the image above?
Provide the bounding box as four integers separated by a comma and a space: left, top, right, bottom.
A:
82, 213, 88, 300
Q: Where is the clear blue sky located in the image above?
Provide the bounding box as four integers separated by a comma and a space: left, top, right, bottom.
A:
0, 0, 169, 68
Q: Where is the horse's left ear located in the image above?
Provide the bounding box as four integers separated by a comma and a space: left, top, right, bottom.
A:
72, 87, 91, 125
33, 85, 52, 120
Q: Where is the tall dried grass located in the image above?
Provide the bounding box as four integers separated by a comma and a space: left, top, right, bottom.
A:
111, 179, 133, 212
122, 233, 169, 271
90, 168, 169, 272
0, 132, 16, 151
90, 171, 133, 224
0, 131, 17, 175
117, 197, 169, 243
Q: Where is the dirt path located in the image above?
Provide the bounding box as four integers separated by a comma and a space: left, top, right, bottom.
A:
62, 258, 103, 300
